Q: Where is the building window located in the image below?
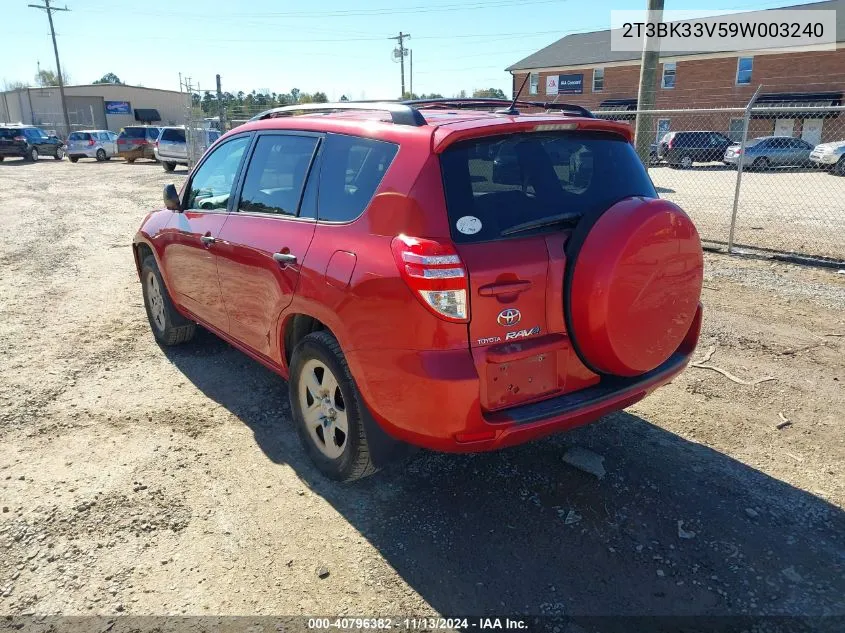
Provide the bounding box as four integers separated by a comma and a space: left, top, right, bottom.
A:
661, 62, 676, 89
736, 57, 753, 85
592, 68, 605, 92
529, 73, 539, 95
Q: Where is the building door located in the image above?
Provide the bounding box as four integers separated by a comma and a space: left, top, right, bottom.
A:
774, 118, 794, 137
656, 118, 671, 142
801, 119, 823, 146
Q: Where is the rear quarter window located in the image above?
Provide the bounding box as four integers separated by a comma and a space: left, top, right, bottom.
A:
121, 127, 146, 138
440, 131, 656, 243
317, 133, 398, 223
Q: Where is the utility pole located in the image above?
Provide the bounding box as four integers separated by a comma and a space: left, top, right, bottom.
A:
28, 0, 71, 137
633, 0, 664, 165
216, 74, 226, 131
389, 32, 411, 98
409, 50, 413, 98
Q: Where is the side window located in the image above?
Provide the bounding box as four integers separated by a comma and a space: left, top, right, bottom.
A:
238, 135, 319, 216
186, 136, 251, 211
317, 134, 399, 222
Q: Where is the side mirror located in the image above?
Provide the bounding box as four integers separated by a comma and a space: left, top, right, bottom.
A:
163, 184, 181, 211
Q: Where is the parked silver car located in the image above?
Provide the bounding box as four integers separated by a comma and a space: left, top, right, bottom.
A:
723, 136, 814, 170
66, 130, 118, 162
809, 141, 845, 175
154, 126, 220, 172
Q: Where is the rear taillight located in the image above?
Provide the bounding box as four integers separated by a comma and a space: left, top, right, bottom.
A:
87, 139, 95, 146
154, 140, 159, 148
736, 149, 743, 155
391, 234, 469, 323
667, 138, 675, 149
13, 135, 25, 142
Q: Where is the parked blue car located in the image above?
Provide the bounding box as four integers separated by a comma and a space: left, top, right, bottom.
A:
723, 136, 814, 170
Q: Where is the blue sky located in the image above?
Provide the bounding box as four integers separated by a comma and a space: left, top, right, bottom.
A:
1, 0, 821, 99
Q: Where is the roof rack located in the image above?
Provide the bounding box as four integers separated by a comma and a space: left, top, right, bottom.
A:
250, 102, 426, 127
403, 98, 594, 119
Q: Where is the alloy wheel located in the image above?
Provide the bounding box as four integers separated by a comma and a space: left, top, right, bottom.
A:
145, 271, 167, 333
298, 359, 348, 459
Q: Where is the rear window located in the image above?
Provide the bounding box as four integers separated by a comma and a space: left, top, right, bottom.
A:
121, 127, 147, 138
161, 128, 186, 142
68, 132, 91, 141
440, 131, 656, 243
146, 127, 161, 139
0, 128, 20, 139
317, 133, 398, 222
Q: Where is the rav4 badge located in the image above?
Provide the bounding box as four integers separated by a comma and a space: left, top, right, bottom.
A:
505, 326, 541, 341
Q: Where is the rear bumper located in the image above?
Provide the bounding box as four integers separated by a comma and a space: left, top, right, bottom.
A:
68, 148, 99, 158
348, 305, 701, 453
118, 146, 154, 160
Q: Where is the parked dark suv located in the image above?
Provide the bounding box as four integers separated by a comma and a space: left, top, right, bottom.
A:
117, 126, 162, 162
133, 100, 704, 481
0, 125, 65, 162
657, 131, 733, 168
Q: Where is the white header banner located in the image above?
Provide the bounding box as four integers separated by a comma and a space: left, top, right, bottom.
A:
610, 9, 836, 52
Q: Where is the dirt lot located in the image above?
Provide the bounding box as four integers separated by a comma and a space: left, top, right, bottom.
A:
649, 163, 845, 260
0, 157, 844, 628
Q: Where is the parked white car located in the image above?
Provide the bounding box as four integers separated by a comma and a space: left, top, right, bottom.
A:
809, 141, 845, 175
66, 130, 118, 162
154, 126, 220, 172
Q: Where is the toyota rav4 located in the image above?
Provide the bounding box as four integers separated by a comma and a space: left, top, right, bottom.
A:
133, 99, 704, 481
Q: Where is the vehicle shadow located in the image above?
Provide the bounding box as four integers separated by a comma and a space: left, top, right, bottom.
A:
164, 330, 845, 626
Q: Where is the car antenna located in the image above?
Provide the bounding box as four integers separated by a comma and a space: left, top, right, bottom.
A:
496, 74, 530, 116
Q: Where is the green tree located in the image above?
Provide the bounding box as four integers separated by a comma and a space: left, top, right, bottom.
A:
35, 68, 70, 87
290, 88, 301, 103
339, 94, 349, 101
472, 88, 507, 99
311, 91, 328, 103
93, 72, 123, 85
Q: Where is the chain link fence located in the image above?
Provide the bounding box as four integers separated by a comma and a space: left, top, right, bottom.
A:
595, 105, 845, 263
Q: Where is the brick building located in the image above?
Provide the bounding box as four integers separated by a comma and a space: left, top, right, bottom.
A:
507, 0, 845, 144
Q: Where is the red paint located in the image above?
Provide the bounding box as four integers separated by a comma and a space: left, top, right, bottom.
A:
134, 108, 703, 453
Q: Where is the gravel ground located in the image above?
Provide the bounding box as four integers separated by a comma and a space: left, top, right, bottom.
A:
0, 157, 844, 629
649, 164, 845, 260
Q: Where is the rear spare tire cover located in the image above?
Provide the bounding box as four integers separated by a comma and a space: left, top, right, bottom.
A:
568, 197, 703, 377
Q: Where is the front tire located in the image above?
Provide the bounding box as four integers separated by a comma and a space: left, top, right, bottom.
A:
54, 146, 65, 160
163, 161, 176, 172
140, 255, 195, 346
27, 147, 38, 162
69, 156, 79, 163
289, 331, 378, 481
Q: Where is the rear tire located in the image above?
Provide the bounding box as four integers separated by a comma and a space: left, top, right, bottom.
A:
834, 157, 845, 176
752, 157, 770, 171
163, 161, 176, 172
54, 147, 65, 160
69, 157, 79, 163
289, 331, 379, 481
27, 147, 38, 162
140, 255, 195, 346
96, 149, 106, 162
126, 158, 136, 164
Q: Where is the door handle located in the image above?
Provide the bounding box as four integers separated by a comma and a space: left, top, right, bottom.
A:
479, 280, 531, 297
200, 235, 216, 246
273, 252, 297, 265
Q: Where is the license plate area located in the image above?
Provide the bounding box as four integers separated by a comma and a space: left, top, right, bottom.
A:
486, 353, 558, 411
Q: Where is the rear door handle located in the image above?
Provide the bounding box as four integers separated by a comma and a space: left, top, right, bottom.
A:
200, 235, 216, 246
273, 252, 297, 265
479, 280, 532, 297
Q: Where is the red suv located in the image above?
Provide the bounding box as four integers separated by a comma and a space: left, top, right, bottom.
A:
133, 100, 703, 481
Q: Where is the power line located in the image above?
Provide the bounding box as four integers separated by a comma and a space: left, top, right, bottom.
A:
28, 0, 71, 137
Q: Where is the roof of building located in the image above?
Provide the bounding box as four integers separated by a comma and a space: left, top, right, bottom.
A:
506, 0, 845, 71
1, 83, 182, 95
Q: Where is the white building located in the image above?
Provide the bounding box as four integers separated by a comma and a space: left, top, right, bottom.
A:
0, 84, 188, 136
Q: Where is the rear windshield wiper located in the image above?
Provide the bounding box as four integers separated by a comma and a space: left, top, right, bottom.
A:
500, 212, 582, 237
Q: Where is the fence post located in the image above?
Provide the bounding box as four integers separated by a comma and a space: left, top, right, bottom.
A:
728, 85, 762, 253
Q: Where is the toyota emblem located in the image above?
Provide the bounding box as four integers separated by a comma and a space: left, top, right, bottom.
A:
497, 308, 521, 327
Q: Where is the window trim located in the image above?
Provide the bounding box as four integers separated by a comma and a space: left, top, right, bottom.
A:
182, 132, 255, 214
736, 56, 753, 86
661, 62, 676, 89
528, 72, 539, 95
592, 67, 605, 92
229, 130, 324, 222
